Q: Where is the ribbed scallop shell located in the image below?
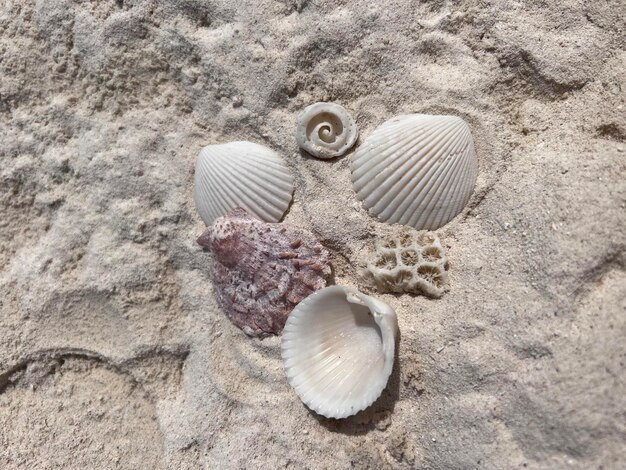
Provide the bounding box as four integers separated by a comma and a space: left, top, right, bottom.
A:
296, 102, 359, 159
194, 141, 294, 226
281, 286, 398, 419
351, 114, 478, 230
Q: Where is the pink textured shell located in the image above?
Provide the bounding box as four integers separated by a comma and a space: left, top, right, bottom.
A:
197, 207, 331, 337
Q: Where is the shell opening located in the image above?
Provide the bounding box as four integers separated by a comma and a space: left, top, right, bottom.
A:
318, 124, 334, 143
296, 103, 358, 159
307, 112, 344, 145
281, 286, 398, 419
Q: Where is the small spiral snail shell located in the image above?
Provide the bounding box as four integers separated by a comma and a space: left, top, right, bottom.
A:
296, 102, 359, 159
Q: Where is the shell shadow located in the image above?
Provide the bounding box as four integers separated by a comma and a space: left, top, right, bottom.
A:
313, 327, 402, 436
298, 148, 350, 165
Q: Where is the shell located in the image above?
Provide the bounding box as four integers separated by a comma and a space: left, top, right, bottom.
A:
351, 114, 478, 230
197, 207, 331, 337
296, 102, 359, 159
194, 141, 294, 226
281, 286, 398, 419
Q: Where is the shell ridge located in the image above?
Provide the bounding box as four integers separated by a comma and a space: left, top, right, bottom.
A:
336, 356, 383, 404
397, 121, 476, 227
194, 142, 294, 225
340, 362, 388, 417
430, 143, 475, 229
450, 141, 478, 218
294, 312, 363, 337
311, 362, 365, 415
406, 159, 460, 229
300, 354, 355, 401
366, 114, 423, 139
230, 151, 294, 186
291, 328, 355, 363
193, 166, 215, 223
355, 116, 460, 202
351, 120, 419, 170
283, 342, 338, 366
197, 154, 237, 223
221, 151, 295, 221
355, 132, 433, 204
351, 113, 477, 230
229, 165, 291, 211
407, 131, 473, 228
375, 118, 470, 224
459, 145, 478, 209
295, 365, 348, 408
414, 126, 476, 228
351, 117, 450, 184
224, 164, 290, 219
371, 126, 460, 219
286, 339, 344, 372
289, 353, 344, 391
239, 161, 295, 186
354, 119, 449, 194
216, 157, 276, 221
240, 152, 294, 175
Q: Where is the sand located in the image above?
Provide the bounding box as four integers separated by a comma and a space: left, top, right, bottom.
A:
1, 0, 625, 468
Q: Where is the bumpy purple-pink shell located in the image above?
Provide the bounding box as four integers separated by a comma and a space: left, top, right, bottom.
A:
197, 207, 331, 337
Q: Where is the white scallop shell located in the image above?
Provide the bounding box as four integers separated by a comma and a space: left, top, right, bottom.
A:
193, 141, 294, 226
281, 286, 398, 419
351, 114, 478, 230
296, 102, 359, 159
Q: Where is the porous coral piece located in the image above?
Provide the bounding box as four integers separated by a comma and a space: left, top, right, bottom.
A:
362, 229, 448, 298
197, 207, 331, 337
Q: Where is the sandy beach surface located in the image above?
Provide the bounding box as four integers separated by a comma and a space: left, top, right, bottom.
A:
1, 1, 625, 468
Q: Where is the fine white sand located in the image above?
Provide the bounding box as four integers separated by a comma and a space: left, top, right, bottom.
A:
1, 1, 624, 468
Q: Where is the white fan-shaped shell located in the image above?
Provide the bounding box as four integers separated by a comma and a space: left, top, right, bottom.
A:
296, 102, 359, 159
194, 141, 294, 226
351, 114, 478, 230
281, 286, 398, 419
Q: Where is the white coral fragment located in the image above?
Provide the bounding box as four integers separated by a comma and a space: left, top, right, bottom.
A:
362, 230, 448, 298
